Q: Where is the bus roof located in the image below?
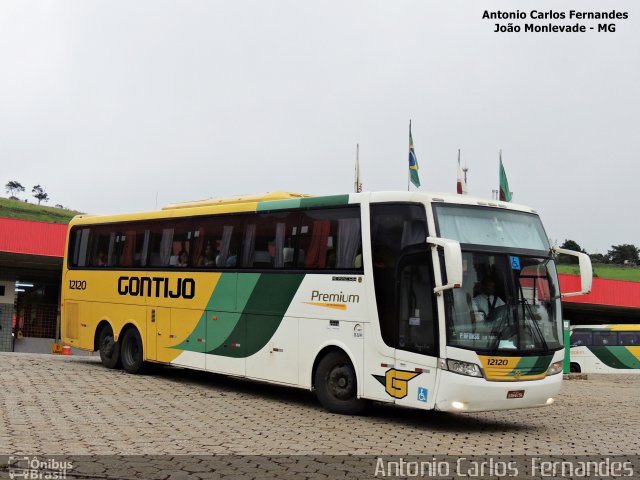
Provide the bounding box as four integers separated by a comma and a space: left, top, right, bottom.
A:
162, 191, 312, 210
571, 325, 640, 331
68, 191, 539, 227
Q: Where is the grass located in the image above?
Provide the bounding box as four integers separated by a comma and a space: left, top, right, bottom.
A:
0, 197, 82, 224
557, 263, 640, 282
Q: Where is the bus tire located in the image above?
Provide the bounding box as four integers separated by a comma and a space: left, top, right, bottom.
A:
569, 362, 581, 373
98, 324, 121, 369
314, 351, 367, 415
120, 328, 148, 374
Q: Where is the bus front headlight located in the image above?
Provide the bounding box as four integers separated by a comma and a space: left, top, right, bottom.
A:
446, 359, 483, 378
546, 361, 563, 376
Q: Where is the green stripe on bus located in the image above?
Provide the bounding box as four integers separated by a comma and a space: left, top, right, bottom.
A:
174, 312, 209, 353
207, 273, 305, 358
242, 273, 305, 315
589, 347, 640, 369
256, 194, 350, 212
299, 195, 350, 208
510, 355, 553, 376
174, 273, 260, 352
236, 273, 261, 311
257, 199, 302, 211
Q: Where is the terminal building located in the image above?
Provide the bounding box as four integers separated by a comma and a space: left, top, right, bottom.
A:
0, 216, 638, 353
0, 218, 66, 352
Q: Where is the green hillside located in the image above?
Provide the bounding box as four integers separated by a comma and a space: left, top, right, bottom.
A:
0, 197, 81, 224
557, 263, 640, 282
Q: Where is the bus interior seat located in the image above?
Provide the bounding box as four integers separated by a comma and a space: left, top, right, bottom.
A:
149, 253, 163, 267
283, 247, 294, 267
253, 251, 272, 267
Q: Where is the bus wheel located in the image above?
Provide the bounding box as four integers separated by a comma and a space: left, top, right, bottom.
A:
98, 325, 121, 369
570, 363, 581, 373
314, 351, 367, 415
120, 328, 148, 374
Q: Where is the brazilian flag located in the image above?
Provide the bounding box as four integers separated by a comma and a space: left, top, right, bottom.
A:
409, 121, 420, 188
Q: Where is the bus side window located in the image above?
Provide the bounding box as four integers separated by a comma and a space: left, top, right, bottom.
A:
618, 332, 640, 346
148, 229, 169, 267
593, 331, 617, 346
298, 207, 362, 270
236, 211, 298, 269
70, 228, 91, 267
570, 331, 592, 347
81, 225, 114, 268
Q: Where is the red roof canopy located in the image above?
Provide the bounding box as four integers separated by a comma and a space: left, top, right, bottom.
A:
0, 218, 68, 257
559, 273, 640, 309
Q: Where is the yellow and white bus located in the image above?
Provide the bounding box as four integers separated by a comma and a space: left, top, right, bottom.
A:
569, 325, 640, 373
62, 191, 591, 414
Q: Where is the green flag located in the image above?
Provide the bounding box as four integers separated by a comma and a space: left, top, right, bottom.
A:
499, 150, 512, 202
408, 122, 420, 188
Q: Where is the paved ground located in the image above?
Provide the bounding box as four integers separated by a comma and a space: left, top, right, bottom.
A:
0, 353, 638, 478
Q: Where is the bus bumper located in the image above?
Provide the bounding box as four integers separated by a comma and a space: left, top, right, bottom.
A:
434, 370, 562, 412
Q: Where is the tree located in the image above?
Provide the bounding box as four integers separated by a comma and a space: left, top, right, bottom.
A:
589, 253, 610, 264
32, 185, 50, 205
556, 239, 586, 265
607, 244, 640, 265
560, 239, 585, 253
5, 180, 25, 199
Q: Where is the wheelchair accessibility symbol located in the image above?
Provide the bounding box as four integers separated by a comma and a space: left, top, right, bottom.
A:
417, 387, 428, 403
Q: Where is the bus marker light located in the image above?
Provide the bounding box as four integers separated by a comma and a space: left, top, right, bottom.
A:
546, 397, 554, 405
451, 401, 465, 410
380, 363, 393, 368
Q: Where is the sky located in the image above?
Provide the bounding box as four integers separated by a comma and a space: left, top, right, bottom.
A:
0, 1, 637, 255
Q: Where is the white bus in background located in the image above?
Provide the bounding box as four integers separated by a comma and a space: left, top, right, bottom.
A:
569, 325, 640, 373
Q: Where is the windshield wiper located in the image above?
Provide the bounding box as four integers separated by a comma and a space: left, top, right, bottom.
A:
488, 306, 514, 353
519, 295, 548, 352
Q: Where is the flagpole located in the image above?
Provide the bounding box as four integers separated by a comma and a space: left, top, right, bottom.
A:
354, 143, 361, 193
407, 120, 411, 191
499, 149, 502, 200
457, 149, 461, 194
463, 165, 469, 191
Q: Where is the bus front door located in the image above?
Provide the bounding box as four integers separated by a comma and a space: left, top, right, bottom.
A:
392, 252, 438, 410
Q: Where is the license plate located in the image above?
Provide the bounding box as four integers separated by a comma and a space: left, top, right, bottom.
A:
507, 390, 525, 399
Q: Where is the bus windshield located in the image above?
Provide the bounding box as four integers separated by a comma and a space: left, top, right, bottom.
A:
434, 204, 549, 250
445, 252, 563, 354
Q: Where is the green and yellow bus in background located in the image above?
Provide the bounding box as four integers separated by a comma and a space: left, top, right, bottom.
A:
62, 191, 592, 414
569, 325, 640, 373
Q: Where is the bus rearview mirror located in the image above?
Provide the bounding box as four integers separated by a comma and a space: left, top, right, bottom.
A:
553, 248, 593, 297
427, 237, 463, 294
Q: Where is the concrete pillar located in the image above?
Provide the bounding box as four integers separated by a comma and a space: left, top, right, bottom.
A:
0, 280, 16, 352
